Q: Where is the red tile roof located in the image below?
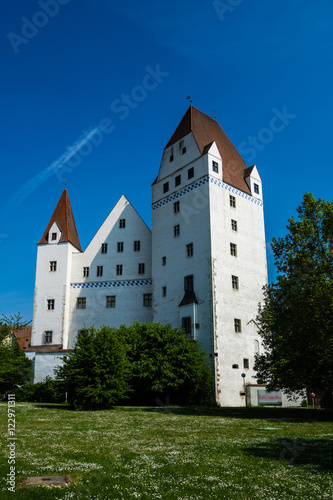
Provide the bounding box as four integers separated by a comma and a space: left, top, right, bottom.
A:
13, 326, 32, 350
37, 189, 82, 251
165, 106, 251, 194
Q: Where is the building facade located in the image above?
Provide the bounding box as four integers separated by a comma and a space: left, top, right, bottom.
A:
28, 105, 268, 406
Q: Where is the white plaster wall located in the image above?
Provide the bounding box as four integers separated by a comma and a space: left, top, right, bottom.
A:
31, 242, 78, 347
32, 353, 67, 383
68, 195, 152, 347
208, 164, 268, 406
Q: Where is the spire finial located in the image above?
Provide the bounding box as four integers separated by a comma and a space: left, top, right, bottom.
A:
186, 95, 192, 104
213, 109, 217, 120
63, 178, 67, 188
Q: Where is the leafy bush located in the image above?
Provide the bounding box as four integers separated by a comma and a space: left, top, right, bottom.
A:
13, 377, 66, 403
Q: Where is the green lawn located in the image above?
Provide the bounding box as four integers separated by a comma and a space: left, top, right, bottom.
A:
0, 403, 332, 499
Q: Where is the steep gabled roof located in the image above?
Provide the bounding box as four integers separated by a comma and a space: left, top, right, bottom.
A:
165, 105, 250, 194
37, 188, 82, 251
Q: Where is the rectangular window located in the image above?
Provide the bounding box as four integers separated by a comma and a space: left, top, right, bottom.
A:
83, 266, 89, 277
143, 293, 152, 307
243, 358, 249, 369
230, 195, 236, 208
51, 232, 57, 240
134, 240, 141, 252
212, 161, 219, 173
170, 146, 174, 162
116, 264, 123, 276
234, 318, 242, 333
47, 299, 54, 310
162, 256, 166, 266
77, 298, 86, 309
175, 175, 181, 187
231, 219, 238, 231
117, 242, 124, 252
106, 296, 116, 308
182, 147, 186, 155
232, 275, 239, 290
174, 224, 180, 237
44, 331, 53, 343
173, 201, 180, 213
97, 266, 103, 277
49, 261, 57, 272
78, 329, 87, 339
162, 286, 167, 297
101, 243, 108, 254
163, 182, 169, 193
119, 219, 126, 228
186, 243, 193, 257
184, 274, 194, 291
138, 263, 145, 275
254, 183, 260, 194
179, 139, 184, 152
188, 167, 194, 179
181, 317, 192, 335
230, 243, 237, 257
170, 155, 174, 162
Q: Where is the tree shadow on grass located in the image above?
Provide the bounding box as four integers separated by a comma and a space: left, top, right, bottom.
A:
244, 437, 333, 472
143, 405, 333, 422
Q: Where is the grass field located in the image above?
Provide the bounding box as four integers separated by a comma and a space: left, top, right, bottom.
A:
0, 403, 332, 499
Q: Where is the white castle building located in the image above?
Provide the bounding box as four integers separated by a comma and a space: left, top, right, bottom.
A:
28, 105, 268, 406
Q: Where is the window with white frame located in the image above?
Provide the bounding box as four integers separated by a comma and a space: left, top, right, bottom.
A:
232, 275, 239, 290
77, 298, 86, 309
116, 264, 123, 276
47, 299, 55, 310
231, 219, 238, 231
97, 266, 103, 277
212, 161, 219, 173
49, 261, 57, 272
101, 243, 108, 254
83, 266, 89, 277
44, 331, 53, 343
230, 195, 236, 208
234, 318, 242, 333
254, 183, 260, 194
230, 243, 237, 257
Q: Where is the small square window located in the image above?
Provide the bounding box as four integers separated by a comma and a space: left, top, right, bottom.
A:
47, 299, 54, 310
134, 240, 141, 251
230, 243, 237, 257
83, 266, 89, 277
163, 182, 169, 193
106, 296, 116, 308
184, 274, 194, 292
101, 243, 108, 254
232, 275, 239, 290
162, 256, 166, 266
117, 242, 124, 252
138, 263, 145, 275
230, 195, 236, 208
212, 161, 219, 173
49, 261, 57, 272
116, 265, 123, 276
175, 175, 181, 187
188, 167, 194, 179
119, 219, 126, 228
173, 201, 180, 213
51, 232, 57, 240
162, 286, 167, 297
243, 358, 249, 369
143, 293, 152, 307
77, 298, 86, 310
254, 183, 260, 194
174, 224, 180, 237
44, 331, 53, 344
234, 318, 242, 333
186, 243, 193, 257
181, 317, 191, 335
231, 219, 238, 231
97, 266, 103, 277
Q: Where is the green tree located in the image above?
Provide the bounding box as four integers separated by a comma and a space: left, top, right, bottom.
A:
120, 322, 213, 404
254, 193, 333, 396
0, 314, 33, 395
55, 326, 132, 410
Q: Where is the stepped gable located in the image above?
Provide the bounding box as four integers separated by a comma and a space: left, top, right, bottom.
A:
165, 105, 250, 194
37, 188, 82, 251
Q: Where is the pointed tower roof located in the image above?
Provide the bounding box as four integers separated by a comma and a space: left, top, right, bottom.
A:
165, 105, 250, 194
37, 188, 82, 251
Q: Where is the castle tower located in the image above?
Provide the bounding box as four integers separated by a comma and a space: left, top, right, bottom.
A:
31, 188, 82, 351
152, 106, 267, 406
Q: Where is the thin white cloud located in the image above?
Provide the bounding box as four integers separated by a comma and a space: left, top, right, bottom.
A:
5, 127, 99, 212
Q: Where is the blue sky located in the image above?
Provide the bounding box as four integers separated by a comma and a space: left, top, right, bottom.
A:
1, 0, 332, 322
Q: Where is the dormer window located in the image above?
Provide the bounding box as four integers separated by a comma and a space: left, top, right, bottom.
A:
170, 147, 174, 162
212, 161, 219, 173
51, 233, 57, 240
254, 183, 260, 194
